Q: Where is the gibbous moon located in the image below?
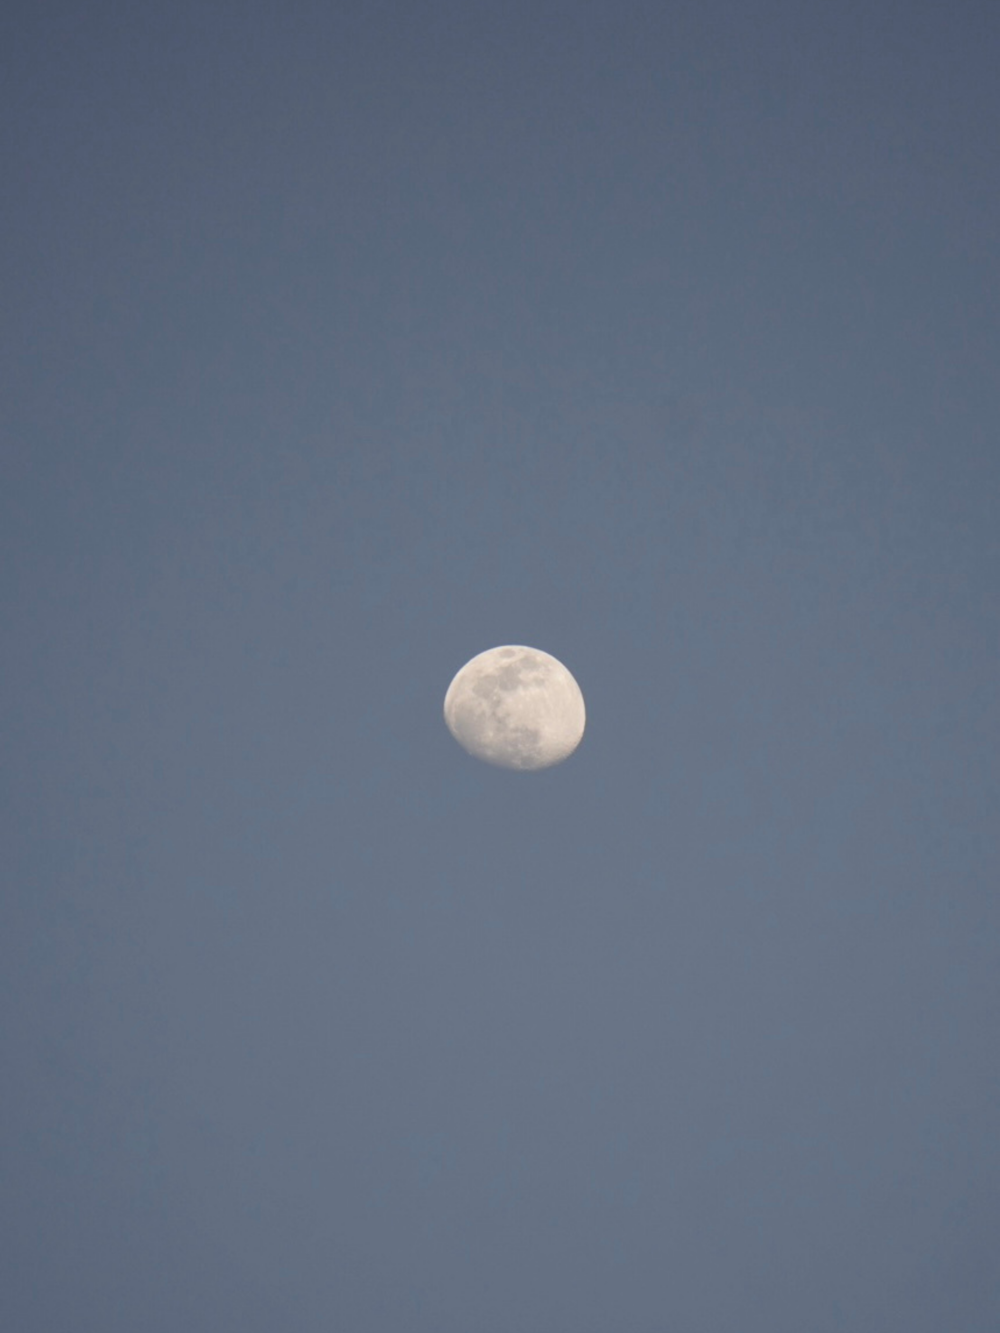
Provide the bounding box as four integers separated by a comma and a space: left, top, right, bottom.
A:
444, 645, 586, 771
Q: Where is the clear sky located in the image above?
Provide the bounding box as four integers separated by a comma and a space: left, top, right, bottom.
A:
3, 1, 998, 1328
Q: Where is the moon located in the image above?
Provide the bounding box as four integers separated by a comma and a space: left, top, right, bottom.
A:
444, 645, 586, 771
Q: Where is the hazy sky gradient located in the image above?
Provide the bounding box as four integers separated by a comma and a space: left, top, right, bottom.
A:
3, 1, 998, 1328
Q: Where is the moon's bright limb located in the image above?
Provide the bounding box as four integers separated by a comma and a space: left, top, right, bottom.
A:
444, 645, 586, 770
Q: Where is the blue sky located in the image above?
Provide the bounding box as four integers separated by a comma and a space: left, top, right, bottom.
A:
3, 2, 998, 1328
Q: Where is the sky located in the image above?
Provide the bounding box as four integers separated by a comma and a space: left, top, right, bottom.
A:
3, 1, 998, 1328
